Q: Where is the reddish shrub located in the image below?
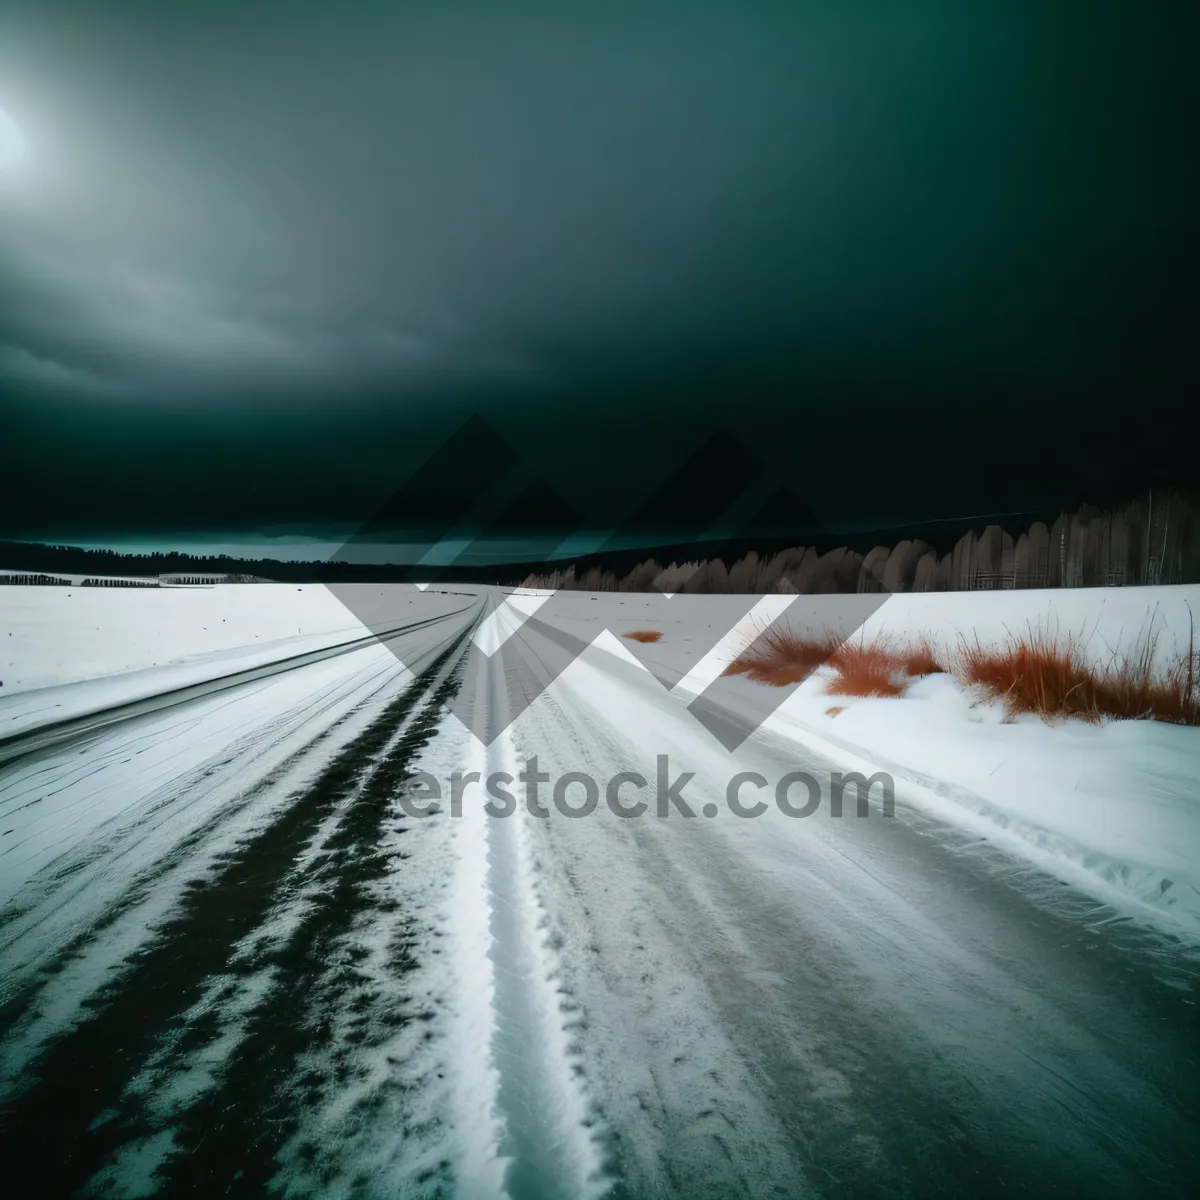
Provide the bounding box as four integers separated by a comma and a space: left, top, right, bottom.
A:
728, 628, 931, 694
825, 639, 909, 697
623, 630, 663, 644
899, 638, 945, 677
721, 609, 1199, 726
954, 622, 1200, 725
723, 627, 841, 687
956, 631, 1099, 719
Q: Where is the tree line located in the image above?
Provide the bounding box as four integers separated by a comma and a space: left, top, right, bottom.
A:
522, 492, 1200, 594
3, 492, 1196, 592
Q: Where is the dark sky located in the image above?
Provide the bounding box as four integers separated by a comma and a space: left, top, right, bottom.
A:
1, 1, 1197, 558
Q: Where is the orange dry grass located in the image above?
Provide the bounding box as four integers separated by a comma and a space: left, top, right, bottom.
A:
825, 639, 909, 697
956, 632, 1095, 718
898, 638, 945, 677
1095, 639, 1200, 725
623, 629, 663, 644
723, 627, 841, 686
956, 624, 1200, 725
726, 628, 931, 694
720, 609, 1200, 725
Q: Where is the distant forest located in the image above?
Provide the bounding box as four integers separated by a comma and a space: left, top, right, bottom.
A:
2, 492, 1198, 592
0, 544, 456, 584
526, 492, 1200, 593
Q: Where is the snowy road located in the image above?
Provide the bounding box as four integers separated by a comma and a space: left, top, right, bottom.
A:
1, 587, 1198, 1198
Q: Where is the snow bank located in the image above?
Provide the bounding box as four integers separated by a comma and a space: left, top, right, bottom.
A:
762, 671, 1200, 935
737, 587, 1200, 939
560, 585, 1200, 941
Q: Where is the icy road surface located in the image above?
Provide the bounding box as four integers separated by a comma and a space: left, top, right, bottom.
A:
0, 586, 1198, 1198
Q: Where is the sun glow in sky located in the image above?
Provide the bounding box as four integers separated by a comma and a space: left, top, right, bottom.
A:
0, 108, 25, 168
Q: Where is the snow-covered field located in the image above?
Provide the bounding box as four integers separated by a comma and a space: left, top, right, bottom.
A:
0, 584, 471, 740
1, 582, 1198, 1197
0, 582, 463, 693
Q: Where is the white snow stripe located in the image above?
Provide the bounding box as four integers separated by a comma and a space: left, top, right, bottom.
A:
447, 732, 511, 1198
483, 731, 611, 1199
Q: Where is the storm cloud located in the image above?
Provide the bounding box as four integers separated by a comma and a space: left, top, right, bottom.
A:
1, 1, 1196, 545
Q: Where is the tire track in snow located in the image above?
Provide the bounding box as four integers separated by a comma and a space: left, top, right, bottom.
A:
148, 651, 470, 1198
0, 652, 410, 1053
0, 649, 406, 918
0, 633, 469, 1197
